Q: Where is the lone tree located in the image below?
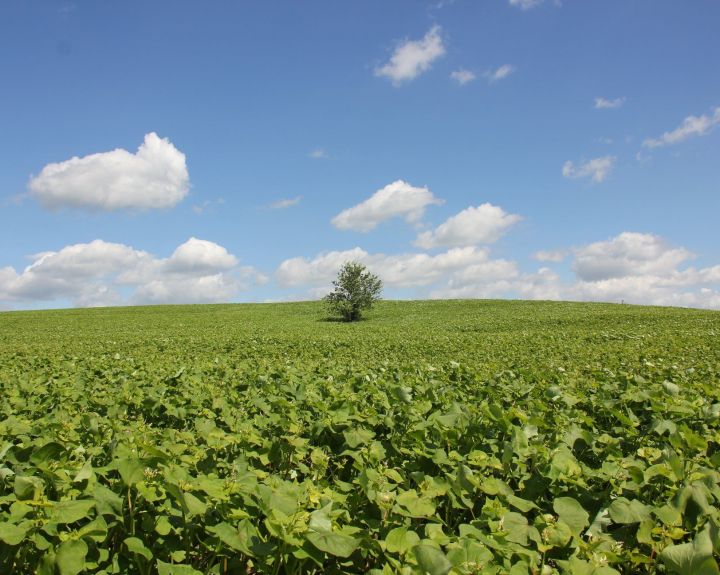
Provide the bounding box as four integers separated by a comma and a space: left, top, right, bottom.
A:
324, 261, 383, 322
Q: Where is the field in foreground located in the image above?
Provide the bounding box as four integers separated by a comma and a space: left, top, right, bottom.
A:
1, 300, 719, 575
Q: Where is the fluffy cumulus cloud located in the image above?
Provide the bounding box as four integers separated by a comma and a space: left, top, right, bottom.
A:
562, 156, 615, 183
594, 96, 625, 109
331, 180, 443, 232
0, 238, 264, 308
557, 233, 720, 309
533, 249, 566, 263
276, 246, 513, 290
434, 233, 720, 308
276, 244, 564, 303
28, 133, 189, 211
375, 26, 445, 85
276, 230, 720, 310
430, 266, 562, 301
572, 232, 693, 281
414, 204, 522, 249
485, 64, 515, 83
643, 107, 720, 148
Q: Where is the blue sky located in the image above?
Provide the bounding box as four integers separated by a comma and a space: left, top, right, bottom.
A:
1, 0, 719, 310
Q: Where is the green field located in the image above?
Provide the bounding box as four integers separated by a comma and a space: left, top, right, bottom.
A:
1, 300, 719, 574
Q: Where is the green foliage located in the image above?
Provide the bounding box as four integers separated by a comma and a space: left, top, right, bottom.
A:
324, 261, 382, 321
0, 299, 719, 573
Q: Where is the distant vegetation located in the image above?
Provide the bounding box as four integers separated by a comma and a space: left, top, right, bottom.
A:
324, 261, 383, 322
0, 300, 719, 574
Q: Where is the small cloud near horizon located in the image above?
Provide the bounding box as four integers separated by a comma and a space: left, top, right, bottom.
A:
594, 96, 625, 109
308, 148, 328, 159
450, 69, 476, 85
484, 64, 515, 83
268, 196, 302, 209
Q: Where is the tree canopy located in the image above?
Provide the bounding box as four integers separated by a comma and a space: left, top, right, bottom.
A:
324, 261, 382, 322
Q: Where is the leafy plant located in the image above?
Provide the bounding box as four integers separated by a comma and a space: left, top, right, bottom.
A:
324, 261, 382, 322
0, 300, 719, 573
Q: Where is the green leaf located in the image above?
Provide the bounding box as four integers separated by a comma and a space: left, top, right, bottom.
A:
662, 381, 680, 396
655, 504, 682, 527
507, 494, 538, 513
76, 516, 108, 542
661, 526, 720, 575
412, 543, 453, 575
608, 497, 651, 524
0, 522, 28, 545
543, 520, 573, 547
257, 482, 303, 517
125, 537, 153, 561
480, 477, 512, 496
502, 512, 529, 546
56, 539, 88, 575
117, 457, 146, 486
73, 460, 94, 483
549, 447, 582, 479
50, 499, 96, 524
553, 496, 590, 536
92, 484, 124, 516
183, 492, 206, 517
384, 526, 421, 555
586, 508, 610, 538
446, 538, 493, 569
206, 521, 255, 557
30, 442, 66, 465
395, 489, 436, 518
306, 531, 359, 558
675, 482, 712, 516
37, 551, 56, 575
14, 475, 44, 501
155, 515, 172, 536
308, 507, 333, 534
343, 427, 375, 448
156, 561, 204, 575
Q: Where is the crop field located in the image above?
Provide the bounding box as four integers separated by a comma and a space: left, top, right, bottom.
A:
1, 300, 719, 575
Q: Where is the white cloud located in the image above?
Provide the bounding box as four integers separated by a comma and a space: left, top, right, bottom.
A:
268, 196, 302, 209
485, 64, 515, 83
430, 266, 562, 301
375, 26, 445, 85
533, 249, 566, 263
594, 96, 625, 109
164, 237, 238, 274
414, 204, 522, 249
275, 230, 720, 310
0, 238, 264, 308
451, 69, 476, 85
643, 107, 720, 148
192, 198, 225, 215
331, 180, 443, 232
562, 156, 615, 183
533, 232, 720, 309
276, 246, 508, 289
277, 244, 557, 304
308, 148, 328, 159
28, 133, 189, 211
567, 276, 720, 310
571, 232, 693, 281
509, 0, 543, 9
276, 248, 368, 288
